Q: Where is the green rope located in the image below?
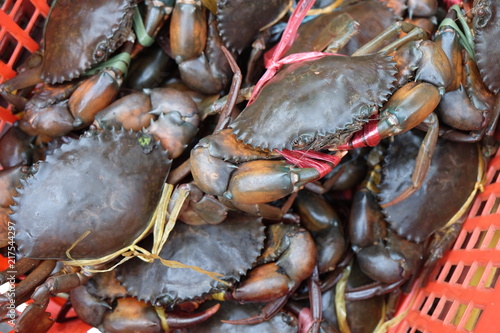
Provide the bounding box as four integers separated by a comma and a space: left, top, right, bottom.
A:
439, 5, 475, 61
133, 6, 155, 47
84, 52, 131, 77
158, 0, 175, 6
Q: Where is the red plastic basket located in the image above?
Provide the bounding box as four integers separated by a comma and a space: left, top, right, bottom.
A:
1, 1, 500, 333
0, 0, 50, 133
388, 148, 500, 333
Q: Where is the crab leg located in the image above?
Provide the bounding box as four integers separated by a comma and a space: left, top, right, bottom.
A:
344, 280, 407, 301
380, 113, 439, 207
0, 258, 40, 284
221, 295, 289, 325
156, 303, 221, 329
352, 21, 427, 57
0, 57, 44, 112
303, 266, 323, 333
13, 260, 57, 307
15, 267, 94, 333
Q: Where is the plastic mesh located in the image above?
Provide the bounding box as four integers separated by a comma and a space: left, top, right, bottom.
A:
0, 0, 50, 125
390, 148, 500, 333
1, 1, 500, 332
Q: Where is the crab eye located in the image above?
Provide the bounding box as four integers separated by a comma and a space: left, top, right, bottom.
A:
294, 135, 314, 149
93, 41, 108, 62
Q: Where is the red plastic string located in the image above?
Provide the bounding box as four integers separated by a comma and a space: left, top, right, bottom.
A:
337, 118, 381, 150
442, 0, 462, 9
277, 149, 342, 178
248, 0, 339, 105
298, 307, 314, 333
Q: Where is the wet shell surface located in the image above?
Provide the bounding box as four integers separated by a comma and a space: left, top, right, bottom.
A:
217, 0, 291, 53
41, 0, 134, 84
12, 128, 171, 260
116, 212, 265, 305
474, 0, 500, 94
378, 130, 479, 243
229, 54, 397, 151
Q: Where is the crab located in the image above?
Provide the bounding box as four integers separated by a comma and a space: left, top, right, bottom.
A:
2, 127, 173, 333
66, 270, 221, 332
167, 0, 291, 94
115, 212, 266, 308
190, 0, 499, 206
348, 129, 484, 296
0, 0, 172, 139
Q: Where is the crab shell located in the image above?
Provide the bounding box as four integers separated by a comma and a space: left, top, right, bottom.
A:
378, 130, 479, 243
474, 0, 500, 94
41, 0, 135, 84
229, 53, 397, 151
217, 0, 291, 53
116, 212, 265, 306
12, 128, 171, 260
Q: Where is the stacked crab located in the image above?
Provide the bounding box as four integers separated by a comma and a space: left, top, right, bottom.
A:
0, 0, 498, 332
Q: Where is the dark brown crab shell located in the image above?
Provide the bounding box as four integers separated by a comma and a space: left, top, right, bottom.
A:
216, 0, 291, 54
12, 127, 171, 260
41, 0, 135, 84
116, 212, 265, 306
229, 54, 397, 151
378, 130, 479, 243
473, 0, 500, 94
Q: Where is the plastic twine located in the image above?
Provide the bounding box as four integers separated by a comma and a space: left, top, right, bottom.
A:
63, 184, 226, 284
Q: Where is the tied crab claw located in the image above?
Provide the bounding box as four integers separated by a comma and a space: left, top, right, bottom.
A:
192, 0, 500, 206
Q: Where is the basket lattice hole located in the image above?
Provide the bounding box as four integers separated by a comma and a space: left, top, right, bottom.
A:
12, 45, 32, 71
29, 14, 45, 41
0, 31, 18, 64
12, 0, 35, 30
456, 265, 471, 285
451, 303, 467, 327
487, 228, 500, 248
464, 307, 483, 332
490, 196, 500, 214
405, 329, 422, 333
473, 230, 488, 249
484, 266, 500, 288
2, 0, 16, 14
459, 231, 473, 249
418, 296, 429, 311
426, 297, 440, 316
475, 199, 488, 216
437, 300, 453, 321
432, 264, 444, 281
491, 168, 500, 184
469, 265, 487, 287
443, 264, 457, 282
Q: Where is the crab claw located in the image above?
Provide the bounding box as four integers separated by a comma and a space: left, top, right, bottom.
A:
100, 298, 220, 332
191, 130, 322, 205
163, 303, 221, 329
338, 82, 441, 150
215, 224, 316, 324
14, 301, 54, 333
220, 295, 289, 325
